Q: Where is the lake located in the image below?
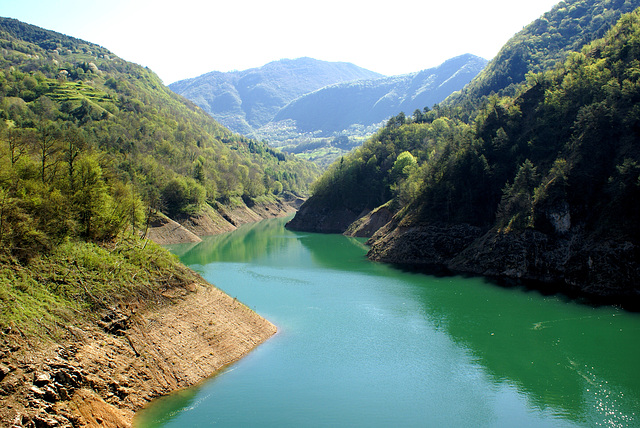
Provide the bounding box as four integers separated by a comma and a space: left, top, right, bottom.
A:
135, 216, 640, 427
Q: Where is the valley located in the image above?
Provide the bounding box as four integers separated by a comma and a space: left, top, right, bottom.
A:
170, 55, 487, 166
1, 0, 640, 426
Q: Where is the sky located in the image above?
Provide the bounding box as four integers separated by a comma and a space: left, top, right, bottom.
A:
0, 0, 560, 84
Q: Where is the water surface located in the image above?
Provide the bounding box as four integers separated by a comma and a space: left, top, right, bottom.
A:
136, 217, 640, 427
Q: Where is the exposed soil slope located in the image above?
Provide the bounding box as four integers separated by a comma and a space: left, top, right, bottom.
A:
0, 279, 276, 427
150, 199, 299, 245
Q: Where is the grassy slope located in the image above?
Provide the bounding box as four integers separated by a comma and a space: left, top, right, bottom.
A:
0, 235, 197, 338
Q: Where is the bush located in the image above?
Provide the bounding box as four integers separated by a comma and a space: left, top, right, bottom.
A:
162, 176, 205, 217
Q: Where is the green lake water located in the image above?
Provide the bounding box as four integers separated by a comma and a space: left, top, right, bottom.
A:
135, 216, 640, 427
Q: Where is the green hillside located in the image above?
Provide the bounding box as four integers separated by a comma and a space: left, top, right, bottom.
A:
288, 5, 640, 302
0, 17, 319, 334
448, 0, 640, 103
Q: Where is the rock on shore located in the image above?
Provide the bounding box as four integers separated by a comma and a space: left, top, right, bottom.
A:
367, 222, 640, 303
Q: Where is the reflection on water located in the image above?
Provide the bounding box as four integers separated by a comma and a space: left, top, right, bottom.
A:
165, 217, 299, 264
409, 275, 640, 426
139, 217, 640, 428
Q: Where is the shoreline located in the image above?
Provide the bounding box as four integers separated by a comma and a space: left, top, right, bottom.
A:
1, 277, 276, 428
0, 202, 294, 427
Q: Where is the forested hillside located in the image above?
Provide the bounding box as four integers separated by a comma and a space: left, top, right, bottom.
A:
288, 5, 640, 303
0, 17, 318, 334
448, 0, 640, 102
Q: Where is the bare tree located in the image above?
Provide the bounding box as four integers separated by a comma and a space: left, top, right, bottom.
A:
5, 127, 33, 166
62, 125, 87, 192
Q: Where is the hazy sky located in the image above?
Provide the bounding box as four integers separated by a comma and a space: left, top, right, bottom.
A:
1, 0, 560, 84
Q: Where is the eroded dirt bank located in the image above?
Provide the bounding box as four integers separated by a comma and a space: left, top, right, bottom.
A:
1, 279, 276, 427
149, 197, 301, 245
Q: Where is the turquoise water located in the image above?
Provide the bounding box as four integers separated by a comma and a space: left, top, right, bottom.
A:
135, 217, 640, 427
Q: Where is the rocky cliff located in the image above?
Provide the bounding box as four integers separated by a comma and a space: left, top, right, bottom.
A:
367, 220, 640, 305
289, 202, 640, 307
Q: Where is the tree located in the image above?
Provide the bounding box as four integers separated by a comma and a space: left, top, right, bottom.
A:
162, 176, 205, 217
497, 159, 539, 231
35, 120, 60, 183
272, 180, 283, 195
391, 151, 418, 180
397, 111, 406, 126
108, 181, 145, 235
62, 126, 86, 193
193, 157, 205, 184
73, 154, 109, 238
4, 126, 33, 166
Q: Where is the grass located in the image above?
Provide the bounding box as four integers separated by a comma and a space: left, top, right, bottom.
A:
44, 80, 117, 116
0, 234, 199, 339
46, 80, 111, 102
0, 263, 76, 337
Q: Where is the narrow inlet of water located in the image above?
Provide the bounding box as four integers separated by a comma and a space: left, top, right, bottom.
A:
135, 217, 640, 428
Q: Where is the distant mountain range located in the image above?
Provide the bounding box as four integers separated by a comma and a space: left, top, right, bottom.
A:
169, 57, 383, 136
273, 54, 488, 134
170, 55, 487, 164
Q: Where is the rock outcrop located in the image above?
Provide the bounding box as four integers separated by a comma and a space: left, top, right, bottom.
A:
367, 222, 486, 267
145, 214, 202, 245
285, 197, 362, 233
449, 229, 640, 300
344, 204, 394, 238
291, 199, 640, 305
367, 221, 640, 305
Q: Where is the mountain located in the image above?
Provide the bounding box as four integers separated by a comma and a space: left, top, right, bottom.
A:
0, 15, 322, 426
168, 57, 383, 136
170, 56, 486, 167
287, 1, 640, 305
273, 54, 487, 135
447, 0, 640, 103
0, 16, 319, 339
